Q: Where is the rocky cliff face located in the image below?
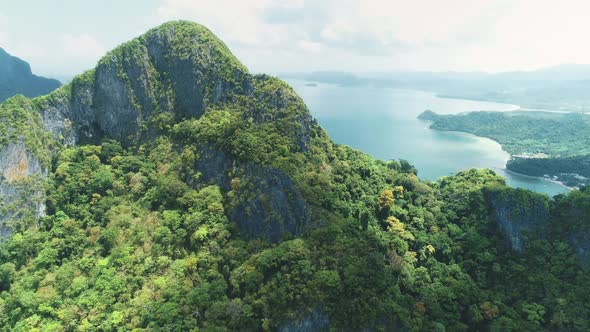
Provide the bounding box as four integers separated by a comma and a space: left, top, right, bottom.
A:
35, 22, 252, 146
0, 95, 51, 240
0, 140, 46, 240
550, 187, 590, 265
485, 188, 550, 252
0, 21, 313, 242
0, 48, 61, 102
486, 186, 590, 265
569, 230, 590, 265
193, 143, 312, 241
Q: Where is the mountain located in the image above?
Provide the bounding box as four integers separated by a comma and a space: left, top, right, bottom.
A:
0, 21, 589, 331
0, 48, 61, 102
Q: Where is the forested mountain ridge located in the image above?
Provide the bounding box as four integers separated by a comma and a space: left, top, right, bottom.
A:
0, 48, 61, 102
0, 21, 589, 331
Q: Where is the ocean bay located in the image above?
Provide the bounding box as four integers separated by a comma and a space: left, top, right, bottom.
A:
287, 79, 571, 196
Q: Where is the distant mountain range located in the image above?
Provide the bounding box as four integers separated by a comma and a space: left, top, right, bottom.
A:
283, 65, 590, 111
0, 47, 61, 102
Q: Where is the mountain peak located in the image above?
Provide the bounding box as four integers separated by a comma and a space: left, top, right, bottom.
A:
38, 20, 256, 146
5, 20, 314, 242
98, 20, 247, 76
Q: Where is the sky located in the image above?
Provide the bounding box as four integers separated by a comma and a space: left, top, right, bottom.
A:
2, 0, 590, 79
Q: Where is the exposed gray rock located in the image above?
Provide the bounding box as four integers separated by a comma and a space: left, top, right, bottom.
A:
0, 139, 46, 241
195, 144, 311, 242
249, 75, 313, 151
142, 31, 207, 119
93, 57, 142, 143
39, 92, 77, 146
1, 22, 314, 244
486, 189, 550, 252
38, 23, 252, 147
278, 309, 407, 332
194, 143, 233, 189
227, 162, 311, 242
279, 309, 329, 332
69, 76, 96, 142
486, 187, 590, 266
568, 229, 590, 265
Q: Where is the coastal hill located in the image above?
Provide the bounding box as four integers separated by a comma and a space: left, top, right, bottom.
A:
419, 110, 590, 188
0, 21, 589, 330
0, 48, 61, 102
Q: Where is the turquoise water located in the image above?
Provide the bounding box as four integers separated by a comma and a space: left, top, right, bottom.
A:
286, 79, 571, 197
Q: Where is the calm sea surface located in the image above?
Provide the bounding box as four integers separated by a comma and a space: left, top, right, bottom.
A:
286, 79, 571, 196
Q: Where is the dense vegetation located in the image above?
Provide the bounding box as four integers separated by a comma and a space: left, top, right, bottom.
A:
0, 48, 61, 103
2, 141, 590, 331
0, 21, 589, 331
419, 110, 590, 187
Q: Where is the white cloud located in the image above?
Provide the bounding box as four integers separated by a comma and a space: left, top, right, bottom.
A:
4, 0, 590, 77
153, 0, 590, 72
157, 0, 278, 47
155, 0, 502, 58
61, 33, 105, 58
297, 40, 322, 53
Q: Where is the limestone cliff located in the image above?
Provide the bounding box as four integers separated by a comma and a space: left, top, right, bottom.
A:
485, 187, 550, 252
485, 186, 590, 265
0, 21, 314, 242
0, 96, 50, 240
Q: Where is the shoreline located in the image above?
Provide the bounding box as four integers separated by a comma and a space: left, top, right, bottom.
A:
422, 121, 575, 192
502, 168, 574, 191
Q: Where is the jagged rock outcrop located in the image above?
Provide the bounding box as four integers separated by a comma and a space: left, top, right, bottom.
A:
0, 95, 51, 241
486, 186, 590, 266
37, 22, 252, 146
249, 74, 313, 152
0, 140, 46, 240
193, 143, 311, 241
279, 309, 330, 332
227, 163, 311, 242
569, 230, 590, 265
550, 187, 590, 265
485, 188, 550, 252
0, 48, 61, 102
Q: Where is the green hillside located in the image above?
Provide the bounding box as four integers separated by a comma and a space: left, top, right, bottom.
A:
0, 21, 589, 331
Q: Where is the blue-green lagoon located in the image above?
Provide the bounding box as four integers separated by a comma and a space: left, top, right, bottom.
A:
286, 79, 571, 196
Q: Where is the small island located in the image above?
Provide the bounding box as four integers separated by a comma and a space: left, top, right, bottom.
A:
418, 109, 590, 188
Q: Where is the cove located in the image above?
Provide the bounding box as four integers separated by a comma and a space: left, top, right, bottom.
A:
286, 79, 571, 197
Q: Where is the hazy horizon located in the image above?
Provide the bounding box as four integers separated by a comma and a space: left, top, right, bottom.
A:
3, 0, 590, 78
